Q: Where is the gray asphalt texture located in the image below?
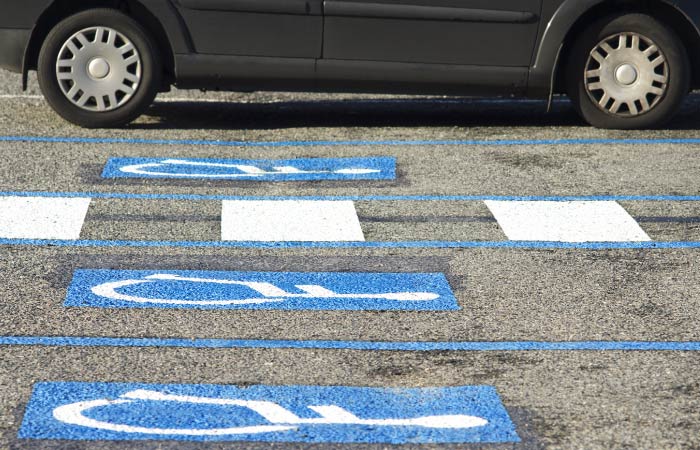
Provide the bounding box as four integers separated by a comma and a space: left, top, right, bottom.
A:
1, 70, 700, 449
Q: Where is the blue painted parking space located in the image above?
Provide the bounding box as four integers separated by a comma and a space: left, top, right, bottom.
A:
19, 382, 519, 443
102, 156, 396, 181
65, 270, 458, 310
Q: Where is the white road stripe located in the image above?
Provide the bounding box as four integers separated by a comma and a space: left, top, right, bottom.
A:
221, 200, 365, 242
0, 196, 91, 240
484, 200, 651, 242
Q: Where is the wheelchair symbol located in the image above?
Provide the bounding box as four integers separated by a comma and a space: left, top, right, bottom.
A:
90, 273, 440, 306
119, 159, 381, 178
53, 389, 488, 436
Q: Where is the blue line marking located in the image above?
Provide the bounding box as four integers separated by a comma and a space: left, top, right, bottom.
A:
2, 336, 700, 351
2, 190, 700, 202
4, 190, 700, 202
19, 382, 519, 443
102, 157, 396, 181
65, 270, 458, 311
2, 238, 700, 249
5, 134, 700, 148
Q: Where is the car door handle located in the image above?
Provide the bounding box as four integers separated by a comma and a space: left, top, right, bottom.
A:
323, 1, 537, 23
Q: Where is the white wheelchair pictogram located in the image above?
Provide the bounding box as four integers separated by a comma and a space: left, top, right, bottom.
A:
90, 273, 441, 306
119, 159, 381, 178
53, 389, 488, 436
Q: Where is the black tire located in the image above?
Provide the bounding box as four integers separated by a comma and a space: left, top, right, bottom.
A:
38, 9, 161, 128
566, 13, 690, 129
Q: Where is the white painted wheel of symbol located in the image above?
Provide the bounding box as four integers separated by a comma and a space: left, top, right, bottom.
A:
52, 389, 488, 435
119, 159, 381, 178
90, 274, 440, 305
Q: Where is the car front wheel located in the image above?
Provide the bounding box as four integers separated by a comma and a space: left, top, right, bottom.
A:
38, 9, 161, 128
567, 13, 690, 129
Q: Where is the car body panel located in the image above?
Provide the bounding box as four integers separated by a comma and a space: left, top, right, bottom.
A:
175, 54, 318, 90
0, 0, 52, 29
175, 0, 323, 57
2, 0, 700, 99
322, 0, 542, 66
0, 29, 31, 73
315, 60, 528, 95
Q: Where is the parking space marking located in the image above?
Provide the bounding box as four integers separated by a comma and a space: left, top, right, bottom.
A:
0, 191, 697, 247
65, 270, 457, 310
6, 134, 700, 148
19, 382, 519, 443
0, 196, 90, 240
221, 200, 364, 242
485, 200, 651, 242
102, 157, 396, 181
2, 336, 700, 351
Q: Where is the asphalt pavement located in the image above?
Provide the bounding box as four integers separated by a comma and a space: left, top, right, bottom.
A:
0, 70, 699, 449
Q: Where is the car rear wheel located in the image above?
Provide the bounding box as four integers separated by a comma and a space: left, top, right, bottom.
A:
38, 9, 161, 128
566, 13, 690, 129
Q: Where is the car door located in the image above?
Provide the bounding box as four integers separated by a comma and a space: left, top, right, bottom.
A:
322, 0, 542, 66
176, 0, 323, 58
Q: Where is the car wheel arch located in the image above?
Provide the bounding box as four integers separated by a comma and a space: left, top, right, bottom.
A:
530, 0, 700, 98
22, 0, 179, 91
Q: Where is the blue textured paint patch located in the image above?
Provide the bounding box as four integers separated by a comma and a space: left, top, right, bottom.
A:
65, 270, 458, 311
19, 382, 519, 443
102, 157, 395, 181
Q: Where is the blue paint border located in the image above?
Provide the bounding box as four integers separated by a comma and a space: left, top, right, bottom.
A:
2, 336, 700, 351
5, 134, 700, 148
2, 238, 700, 249
2, 190, 700, 202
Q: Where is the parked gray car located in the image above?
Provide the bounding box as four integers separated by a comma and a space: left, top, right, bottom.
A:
1, 0, 699, 129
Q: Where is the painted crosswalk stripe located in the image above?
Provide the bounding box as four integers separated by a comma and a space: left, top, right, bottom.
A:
0, 196, 90, 240
102, 156, 396, 181
64, 270, 458, 310
484, 200, 651, 242
19, 382, 519, 443
221, 200, 365, 242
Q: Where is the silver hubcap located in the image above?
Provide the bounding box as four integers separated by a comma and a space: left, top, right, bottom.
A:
584, 32, 669, 117
56, 26, 142, 112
